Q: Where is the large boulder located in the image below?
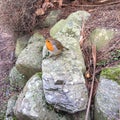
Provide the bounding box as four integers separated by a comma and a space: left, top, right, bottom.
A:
42, 11, 90, 113
94, 66, 120, 120
89, 28, 115, 50
14, 73, 67, 120
16, 33, 45, 79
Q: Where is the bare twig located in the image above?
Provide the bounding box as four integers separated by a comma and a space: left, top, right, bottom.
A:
0, 47, 7, 52
73, 1, 120, 7
80, 17, 85, 47
85, 45, 96, 120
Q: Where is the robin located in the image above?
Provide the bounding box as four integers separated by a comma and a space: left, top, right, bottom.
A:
45, 37, 69, 58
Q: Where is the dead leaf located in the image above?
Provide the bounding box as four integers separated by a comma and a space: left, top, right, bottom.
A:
2, 33, 12, 38
35, 8, 45, 16
42, 1, 54, 11
85, 71, 91, 79
92, 45, 96, 69
80, 17, 85, 47
79, 35, 84, 47
58, 0, 63, 7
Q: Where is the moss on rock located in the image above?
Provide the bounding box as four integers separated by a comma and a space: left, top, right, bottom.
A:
101, 66, 120, 84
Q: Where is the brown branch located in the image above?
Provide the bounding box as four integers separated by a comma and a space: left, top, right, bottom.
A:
85, 45, 96, 120
72, 1, 120, 7
0, 47, 7, 52
80, 17, 85, 47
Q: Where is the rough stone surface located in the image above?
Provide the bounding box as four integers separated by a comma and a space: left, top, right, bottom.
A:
16, 33, 45, 78
66, 110, 90, 120
5, 94, 18, 120
43, 10, 62, 27
90, 28, 115, 50
14, 73, 67, 120
9, 66, 27, 89
15, 35, 30, 57
42, 11, 90, 113
28, 32, 45, 44
50, 11, 90, 40
95, 66, 120, 120
50, 19, 66, 37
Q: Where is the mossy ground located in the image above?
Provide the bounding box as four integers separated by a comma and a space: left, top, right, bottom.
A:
101, 66, 120, 84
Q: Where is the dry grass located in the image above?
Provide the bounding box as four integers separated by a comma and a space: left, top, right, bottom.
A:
0, 0, 42, 34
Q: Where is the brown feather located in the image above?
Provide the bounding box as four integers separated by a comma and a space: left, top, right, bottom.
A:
49, 38, 68, 50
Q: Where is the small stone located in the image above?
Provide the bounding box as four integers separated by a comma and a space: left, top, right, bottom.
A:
15, 35, 30, 57
90, 28, 115, 50
9, 66, 27, 89
5, 94, 18, 120
43, 10, 62, 27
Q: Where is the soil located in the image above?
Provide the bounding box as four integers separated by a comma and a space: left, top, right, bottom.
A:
0, 25, 16, 118
0, 0, 120, 119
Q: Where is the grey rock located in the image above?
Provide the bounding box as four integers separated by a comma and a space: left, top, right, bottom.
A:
15, 35, 30, 57
16, 33, 45, 78
28, 32, 45, 44
66, 111, 90, 120
94, 66, 120, 120
50, 11, 90, 40
14, 73, 67, 120
5, 94, 18, 120
90, 28, 115, 50
50, 19, 66, 37
43, 10, 62, 27
9, 66, 27, 89
42, 11, 90, 113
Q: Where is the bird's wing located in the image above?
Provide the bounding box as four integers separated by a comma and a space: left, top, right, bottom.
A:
53, 39, 63, 50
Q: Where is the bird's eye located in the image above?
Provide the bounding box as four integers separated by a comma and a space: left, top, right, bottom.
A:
46, 39, 50, 42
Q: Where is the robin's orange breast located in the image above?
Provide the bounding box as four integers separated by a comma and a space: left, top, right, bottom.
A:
46, 40, 54, 51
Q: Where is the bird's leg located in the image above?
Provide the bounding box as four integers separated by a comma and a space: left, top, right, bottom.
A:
43, 52, 63, 60
42, 52, 50, 59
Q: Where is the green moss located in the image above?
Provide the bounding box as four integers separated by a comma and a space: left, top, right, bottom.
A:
110, 49, 120, 61
101, 66, 120, 84
45, 102, 54, 111
13, 115, 18, 120
36, 72, 42, 78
